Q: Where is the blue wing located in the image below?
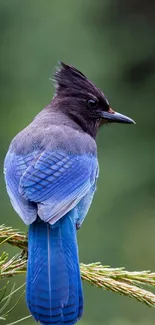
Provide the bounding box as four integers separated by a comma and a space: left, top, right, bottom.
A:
5, 150, 98, 225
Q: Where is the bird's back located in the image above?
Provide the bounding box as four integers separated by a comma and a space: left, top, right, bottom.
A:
4, 108, 98, 225
9, 108, 97, 155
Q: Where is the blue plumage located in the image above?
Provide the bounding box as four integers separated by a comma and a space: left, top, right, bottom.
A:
4, 148, 98, 325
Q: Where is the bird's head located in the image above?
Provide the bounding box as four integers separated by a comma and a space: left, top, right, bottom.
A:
53, 62, 135, 138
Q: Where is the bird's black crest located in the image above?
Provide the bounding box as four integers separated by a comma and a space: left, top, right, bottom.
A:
54, 62, 101, 98
54, 62, 87, 86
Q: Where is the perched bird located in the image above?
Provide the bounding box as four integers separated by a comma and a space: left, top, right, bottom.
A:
4, 62, 135, 325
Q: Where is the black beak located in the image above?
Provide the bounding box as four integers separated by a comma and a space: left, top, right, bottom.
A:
102, 110, 136, 124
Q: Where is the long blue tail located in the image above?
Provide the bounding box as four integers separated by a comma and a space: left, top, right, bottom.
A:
26, 213, 83, 325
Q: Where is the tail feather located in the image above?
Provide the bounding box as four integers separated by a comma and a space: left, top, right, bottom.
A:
26, 213, 83, 325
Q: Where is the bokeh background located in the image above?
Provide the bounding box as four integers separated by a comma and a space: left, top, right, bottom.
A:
0, 1, 155, 324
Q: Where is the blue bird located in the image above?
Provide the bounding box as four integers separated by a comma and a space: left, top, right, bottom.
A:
4, 62, 135, 325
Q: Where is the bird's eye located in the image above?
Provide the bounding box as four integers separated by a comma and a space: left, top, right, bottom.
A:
87, 99, 98, 109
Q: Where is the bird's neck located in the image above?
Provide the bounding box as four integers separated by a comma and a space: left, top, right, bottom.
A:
47, 97, 99, 139
34, 106, 85, 133
67, 112, 99, 139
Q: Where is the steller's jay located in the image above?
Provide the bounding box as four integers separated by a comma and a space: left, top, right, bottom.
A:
4, 62, 135, 325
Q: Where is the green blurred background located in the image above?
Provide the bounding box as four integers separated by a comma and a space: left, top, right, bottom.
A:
0, 1, 155, 324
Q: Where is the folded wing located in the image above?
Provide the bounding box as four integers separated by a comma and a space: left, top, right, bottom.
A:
19, 150, 97, 223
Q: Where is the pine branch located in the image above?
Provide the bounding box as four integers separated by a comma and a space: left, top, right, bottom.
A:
1, 223, 155, 322
0, 225, 27, 250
